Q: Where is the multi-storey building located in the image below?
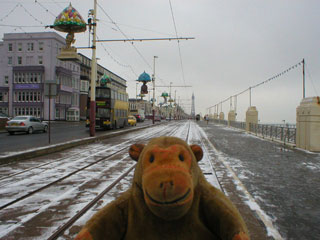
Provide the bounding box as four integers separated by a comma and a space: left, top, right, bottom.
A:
128, 98, 152, 117
0, 32, 80, 120
0, 32, 128, 121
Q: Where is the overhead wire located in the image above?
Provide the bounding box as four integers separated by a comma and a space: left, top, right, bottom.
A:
168, 0, 189, 105
97, 2, 152, 70
99, 19, 176, 37
305, 63, 319, 96
96, 2, 169, 87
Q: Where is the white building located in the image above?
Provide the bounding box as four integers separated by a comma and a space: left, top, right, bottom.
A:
0, 32, 80, 121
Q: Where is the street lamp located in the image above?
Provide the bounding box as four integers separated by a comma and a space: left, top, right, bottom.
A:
152, 56, 158, 124
136, 82, 138, 101
89, 0, 97, 136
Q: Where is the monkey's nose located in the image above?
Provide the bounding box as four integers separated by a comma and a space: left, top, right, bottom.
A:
159, 180, 174, 189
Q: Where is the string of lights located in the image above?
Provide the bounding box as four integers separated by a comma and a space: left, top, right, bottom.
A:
0, 3, 19, 22
207, 60, 304, 111
19, 3, 44, 25
49, 0, 64, 9
97, 35, 138, 78
96, 2, 171, 87
2, 1, 169, 90
97, 2, 153, 70
34, 0, 57, 17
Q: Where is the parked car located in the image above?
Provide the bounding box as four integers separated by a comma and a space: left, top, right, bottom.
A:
0, 112, 10, 119
0, 112, 10, 130
134, 114, 145, 122
128, 115, 137, 126
154, 115, 161, 122
5, 116, 48, 135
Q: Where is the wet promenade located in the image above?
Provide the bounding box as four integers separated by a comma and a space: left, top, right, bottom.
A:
198, 121, 320, 240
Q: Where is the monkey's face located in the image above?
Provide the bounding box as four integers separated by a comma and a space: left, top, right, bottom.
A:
141, 144, 194, 220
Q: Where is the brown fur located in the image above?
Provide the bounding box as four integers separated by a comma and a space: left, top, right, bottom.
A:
75, 137, 249, 240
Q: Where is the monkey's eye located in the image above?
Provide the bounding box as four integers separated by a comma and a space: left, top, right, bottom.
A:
149, 155, 155, 163
179, 154, 184, 162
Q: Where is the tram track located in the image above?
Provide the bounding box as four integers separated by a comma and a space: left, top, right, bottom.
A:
48, 121, 192, 240
0, 122, 188, 239
188, 121, 222, 191
0, 124, 173, 183
0, 123, 179, 210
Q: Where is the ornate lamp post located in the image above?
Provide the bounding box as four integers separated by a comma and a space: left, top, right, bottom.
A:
52, 3, 86, 61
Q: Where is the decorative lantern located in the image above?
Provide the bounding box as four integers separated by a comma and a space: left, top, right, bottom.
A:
100, 74, 111, 86
52, 3, 86, 61
137, 71, 151, 95
161, 92, 169, 103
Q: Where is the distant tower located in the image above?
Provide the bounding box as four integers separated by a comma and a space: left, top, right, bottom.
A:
191, 93, 195, 119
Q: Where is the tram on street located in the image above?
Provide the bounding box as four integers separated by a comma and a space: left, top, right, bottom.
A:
86, 76, 129, 130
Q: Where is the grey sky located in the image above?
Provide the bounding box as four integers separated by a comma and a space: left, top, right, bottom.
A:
0, 0, 319, 123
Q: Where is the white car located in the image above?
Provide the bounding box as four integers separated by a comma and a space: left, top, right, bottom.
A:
5, 116, 48, 135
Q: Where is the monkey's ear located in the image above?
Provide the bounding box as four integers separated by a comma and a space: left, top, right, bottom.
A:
129, 144, 145, 161
190, 144, 203, 162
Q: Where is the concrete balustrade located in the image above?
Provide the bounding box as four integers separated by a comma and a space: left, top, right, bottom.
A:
246, 106, 258, 131
228, 110, 236, 126
219, 112, 225, 120
296, 96, 320, 152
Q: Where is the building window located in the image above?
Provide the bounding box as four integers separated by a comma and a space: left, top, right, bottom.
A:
18, 43, 22, 52
26, 56, 33, 65
39, 42, 44, 51
8, 43, 13, 52
22, 73, 25, 83
0, 107, 8, 115
8, 57, 12, 65
18, 56, 22, 65
27, 42, 34, 51
0, 92, 3, 102
38, 56, 43, 65
29, 73, 33, 83
56, 108, 60, 119
4, 76, 8, 85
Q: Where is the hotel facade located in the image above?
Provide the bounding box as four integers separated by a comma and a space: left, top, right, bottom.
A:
0, 31, 127, 121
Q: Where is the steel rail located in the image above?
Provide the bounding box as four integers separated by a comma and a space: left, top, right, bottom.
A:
0, 123, 178, 211
0, 123, 173, 183
47, 121, 191, 239
47, 164, 136, 240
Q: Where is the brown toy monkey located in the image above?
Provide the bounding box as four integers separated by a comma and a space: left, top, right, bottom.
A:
75, 136, 249, 240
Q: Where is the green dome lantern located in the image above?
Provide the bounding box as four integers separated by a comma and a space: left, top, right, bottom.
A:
100, 74, 111, 86
161, 92, 169, 98
137, 71, 151, 95
161, 92, 169, 104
